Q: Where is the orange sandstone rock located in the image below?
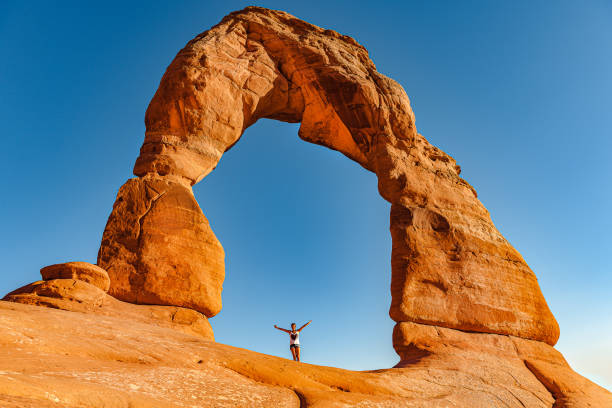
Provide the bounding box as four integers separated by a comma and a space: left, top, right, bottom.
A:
97, 176, 224, 317
100, 6, 558, 345
40, 262, 110, 292
1, 302, 609, 407
3, 279, 213, 340
392, 321, 612, 407
5, 279, 106, 308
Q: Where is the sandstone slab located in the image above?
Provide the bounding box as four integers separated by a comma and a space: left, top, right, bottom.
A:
3, 279, 213, 340
393, 321, 611, 407
5, 279, 107, 308
0, 302, 609, 407
40, 262, 110, 292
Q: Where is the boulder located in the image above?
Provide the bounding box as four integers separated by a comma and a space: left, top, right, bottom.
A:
97, 176, 224, 318
40, 262, 110, 292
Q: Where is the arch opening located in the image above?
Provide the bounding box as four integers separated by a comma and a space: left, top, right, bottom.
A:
193, 118, 395, 369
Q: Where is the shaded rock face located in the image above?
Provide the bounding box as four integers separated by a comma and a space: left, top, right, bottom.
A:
99, 6, 558, 345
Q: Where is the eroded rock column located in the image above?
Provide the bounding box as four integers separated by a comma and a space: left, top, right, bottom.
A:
373, 137, 559, 344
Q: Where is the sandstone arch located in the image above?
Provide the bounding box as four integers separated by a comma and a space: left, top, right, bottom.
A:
97, 6, 559, 354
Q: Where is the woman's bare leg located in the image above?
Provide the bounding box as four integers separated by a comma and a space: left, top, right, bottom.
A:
296, 347, 301, 362
290, 347, 297, 361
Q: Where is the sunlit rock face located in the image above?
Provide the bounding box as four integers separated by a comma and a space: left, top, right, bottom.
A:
100, 6, 558, 344
1, 302, 610, 407
98, 176, 224, 318
40, 262, 111, 292
3, 263, 214, 339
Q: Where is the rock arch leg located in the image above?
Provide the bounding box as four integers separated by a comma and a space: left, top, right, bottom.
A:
98, 177, 224, 317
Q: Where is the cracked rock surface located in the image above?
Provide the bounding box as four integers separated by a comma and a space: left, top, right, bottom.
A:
98, 176, 224, 317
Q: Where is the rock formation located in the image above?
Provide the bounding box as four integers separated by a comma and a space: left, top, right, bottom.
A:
98, 177, 224, 317
1, 6, 610, 407
1, 301, 610, 407
3, 262, 213, 340
40, 262, 111, 292
100, 6, 556, 343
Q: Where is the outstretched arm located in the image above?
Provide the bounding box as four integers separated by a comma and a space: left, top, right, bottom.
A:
298, 320, 312, 332
274, 325, 291, 333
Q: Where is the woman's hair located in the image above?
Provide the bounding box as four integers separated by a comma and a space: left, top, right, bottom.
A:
291, 322, 296, 326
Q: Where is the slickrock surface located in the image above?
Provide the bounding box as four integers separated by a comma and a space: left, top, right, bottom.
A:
1, 301, 609, 407
393, 322, 611, 407
98, 177, 224, 317
40, 262, 111, 292
99, 6, 557, 345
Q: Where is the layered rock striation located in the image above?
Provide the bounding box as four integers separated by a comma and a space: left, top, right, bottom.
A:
98, 177, 224, 317
4, 262, 213, 340
40, 262, 111, 292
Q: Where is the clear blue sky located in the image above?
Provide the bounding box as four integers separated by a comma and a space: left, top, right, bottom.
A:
1, 0, 611, 390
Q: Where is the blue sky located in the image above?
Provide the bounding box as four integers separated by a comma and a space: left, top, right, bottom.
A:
1, 0, 611, 390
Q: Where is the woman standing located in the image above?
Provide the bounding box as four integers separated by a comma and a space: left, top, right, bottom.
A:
274, 320, 312, 362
